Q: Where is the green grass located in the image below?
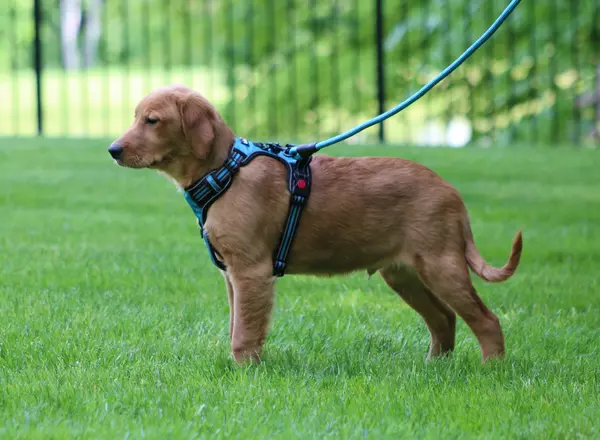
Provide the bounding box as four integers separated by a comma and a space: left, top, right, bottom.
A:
1, 138, 599, 439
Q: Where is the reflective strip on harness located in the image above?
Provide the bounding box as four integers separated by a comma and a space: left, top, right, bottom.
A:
273, 196, 306, 276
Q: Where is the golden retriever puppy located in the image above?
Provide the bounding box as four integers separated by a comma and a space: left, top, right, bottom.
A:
109, 85, 522, 364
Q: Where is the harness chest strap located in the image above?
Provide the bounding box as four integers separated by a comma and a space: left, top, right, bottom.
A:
183, 137, 312, 277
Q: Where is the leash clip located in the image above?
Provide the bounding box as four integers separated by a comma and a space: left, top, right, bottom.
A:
286, 143, 317, 160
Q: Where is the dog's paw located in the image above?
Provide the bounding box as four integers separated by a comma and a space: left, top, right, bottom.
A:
232, 347, 262, 365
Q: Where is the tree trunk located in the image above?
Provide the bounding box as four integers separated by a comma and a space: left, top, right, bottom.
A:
83, 0, 103, 68
595, 64, 600, 138
60, 0, 82, 70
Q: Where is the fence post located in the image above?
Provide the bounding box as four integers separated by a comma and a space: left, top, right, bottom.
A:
33, 0, 43, 135
375, 0, 385, 143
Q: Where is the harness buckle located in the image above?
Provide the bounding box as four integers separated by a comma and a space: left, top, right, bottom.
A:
205, 174, 222, 192
291, 194, 307, 206
273, 260, 287, 277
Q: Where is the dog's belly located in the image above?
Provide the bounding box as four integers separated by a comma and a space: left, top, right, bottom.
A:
283, 154, 458, 275
287, 238, 406, 275
286, 202, 412, 275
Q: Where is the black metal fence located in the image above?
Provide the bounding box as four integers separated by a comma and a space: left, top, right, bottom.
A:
1, 0, 599, 146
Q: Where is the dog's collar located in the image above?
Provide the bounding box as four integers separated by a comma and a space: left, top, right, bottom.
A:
183, 137, 312, 276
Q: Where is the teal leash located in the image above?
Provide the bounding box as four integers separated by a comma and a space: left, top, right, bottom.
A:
289, 0, 521, 159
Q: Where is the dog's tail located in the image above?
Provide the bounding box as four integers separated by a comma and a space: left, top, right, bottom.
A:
464, 221, 523, 283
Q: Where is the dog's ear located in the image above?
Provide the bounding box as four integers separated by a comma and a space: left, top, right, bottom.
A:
178, 92, 216, 159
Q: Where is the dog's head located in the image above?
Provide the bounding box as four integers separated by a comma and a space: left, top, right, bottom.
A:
109, 85, 232, 185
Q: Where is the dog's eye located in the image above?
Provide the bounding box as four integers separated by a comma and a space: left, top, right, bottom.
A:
145, 116, 159, 125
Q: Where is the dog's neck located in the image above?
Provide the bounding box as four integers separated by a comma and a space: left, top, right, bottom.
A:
160, 127, 235, 190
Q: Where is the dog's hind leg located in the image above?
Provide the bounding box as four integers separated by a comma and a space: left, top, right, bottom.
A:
413, 253, 505, 361
380, 264, 456, 361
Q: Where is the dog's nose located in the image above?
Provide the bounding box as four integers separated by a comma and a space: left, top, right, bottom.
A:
108, 143, 124, 160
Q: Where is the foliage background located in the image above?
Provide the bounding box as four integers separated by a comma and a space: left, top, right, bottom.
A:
1, 0, 599, 144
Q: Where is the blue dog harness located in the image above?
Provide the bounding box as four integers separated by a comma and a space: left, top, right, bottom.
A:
183, 137, 312, 277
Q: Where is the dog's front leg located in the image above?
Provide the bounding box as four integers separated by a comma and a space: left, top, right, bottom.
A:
222, 272, 235, 343
228, 263, 275, 364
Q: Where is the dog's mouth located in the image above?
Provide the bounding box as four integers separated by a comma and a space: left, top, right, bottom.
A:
115, 153, 172, 169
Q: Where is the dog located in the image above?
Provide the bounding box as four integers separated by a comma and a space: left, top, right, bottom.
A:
109, 84, 522, 364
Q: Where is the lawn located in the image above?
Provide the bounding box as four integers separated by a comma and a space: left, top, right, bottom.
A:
0, 138, 599, 439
